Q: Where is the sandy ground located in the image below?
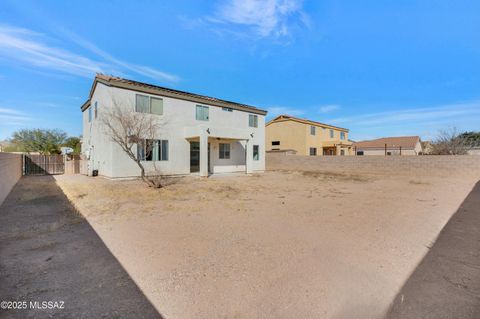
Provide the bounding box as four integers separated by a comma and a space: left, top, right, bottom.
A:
55, 171, 478, 319
0, 176, 161, 319
387, 180, 480, 319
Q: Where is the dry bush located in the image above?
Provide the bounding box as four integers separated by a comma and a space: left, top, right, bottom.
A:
430, 128, 468, 155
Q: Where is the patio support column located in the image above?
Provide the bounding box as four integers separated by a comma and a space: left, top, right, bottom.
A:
246, 140, 253, 174
200, 129, 208, 177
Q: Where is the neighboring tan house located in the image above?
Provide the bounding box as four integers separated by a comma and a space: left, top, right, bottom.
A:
354, 136, 423, 156
265, 115, 353, 156
81, 74, 267, 178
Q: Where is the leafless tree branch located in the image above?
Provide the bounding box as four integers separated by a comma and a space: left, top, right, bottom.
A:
100, 96, 164, 187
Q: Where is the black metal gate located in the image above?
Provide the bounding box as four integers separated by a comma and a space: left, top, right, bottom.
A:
24, 154, 65, 175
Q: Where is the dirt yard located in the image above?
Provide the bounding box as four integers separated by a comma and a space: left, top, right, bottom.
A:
54, 170, 478, 319
0, 176, 161, 319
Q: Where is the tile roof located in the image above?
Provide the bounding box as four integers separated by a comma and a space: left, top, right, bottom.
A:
354, 136, 421, 149
82, 74, 267, 115
267, 115, 349, 132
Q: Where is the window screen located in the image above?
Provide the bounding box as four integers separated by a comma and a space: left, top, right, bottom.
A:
249, 114, 258, 128
136, 94, 150, 113
196, 105, 209, 121
219, 143, 230, 159
151, 97, 163, 115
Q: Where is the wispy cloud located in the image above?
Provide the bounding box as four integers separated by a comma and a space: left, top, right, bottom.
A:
59, 28, 179, 83
266, 106, 305, 117
0, 25, 179, 83
0, 107, 32, 123
319, 104, 341, 114
206, 0, 308, 40
0, 108, 27, 116
329, 101, 480, 127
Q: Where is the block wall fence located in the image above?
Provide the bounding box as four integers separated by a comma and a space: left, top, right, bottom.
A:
266, 153, 480, 178
0, 153, 23, 205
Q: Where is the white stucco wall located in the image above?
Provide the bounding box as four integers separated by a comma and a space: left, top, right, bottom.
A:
82, 83, 265, 178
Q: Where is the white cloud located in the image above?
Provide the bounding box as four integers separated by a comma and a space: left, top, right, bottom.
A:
329, 101, 480, 127
0, 108, 32, 126
319, 104, 341, 114
60, 28, 179, 83
212, 0, 308, 39
0, 108, 27, 116
0, 25, 179, 83
266, 106, 305, 117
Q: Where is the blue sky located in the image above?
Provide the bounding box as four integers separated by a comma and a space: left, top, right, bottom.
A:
0, 0, 479, 141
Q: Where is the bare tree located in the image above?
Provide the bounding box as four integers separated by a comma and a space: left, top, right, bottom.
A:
430, 128, 468, 155
101, 98, 164, 187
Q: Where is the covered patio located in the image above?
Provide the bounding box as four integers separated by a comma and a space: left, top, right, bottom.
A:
184, 126, 255, 177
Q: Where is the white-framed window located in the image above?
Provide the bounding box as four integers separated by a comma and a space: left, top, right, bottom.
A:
330, 129, 334, 138
94, 101, 98, 119
137, 139, 169, 161
310, 126, 316, 135
88, 107, 92, 122
272, 141, 280, 146
219, 143, 230, 159
135, 94, 163, 115
253, 145, 259, 160
310, 147, 317, 156
249, 114, 258, 128
196, 105, 209, 121
222, 107, 233, 112
340, 132, 345, 140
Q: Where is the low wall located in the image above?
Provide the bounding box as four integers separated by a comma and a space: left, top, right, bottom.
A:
0, 153, 23, 205
266, 153, 480, 177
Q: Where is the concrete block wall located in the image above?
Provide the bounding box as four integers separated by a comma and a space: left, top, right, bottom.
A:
0, 153, 23, 205
267, 153, 480, 178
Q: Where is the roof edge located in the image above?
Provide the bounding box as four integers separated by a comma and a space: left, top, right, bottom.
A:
81, 74, 267, 115
266, 114, 349, 132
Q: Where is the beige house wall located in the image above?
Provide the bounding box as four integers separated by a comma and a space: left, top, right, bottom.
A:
266, 119, 352, 156
0, 153, 23, 205
266, 120, 307, 154
357, 141, 423, 156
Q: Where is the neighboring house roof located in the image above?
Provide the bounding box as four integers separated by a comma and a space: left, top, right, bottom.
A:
354, 136, 421, 149
266, 115, 349, 132
81, 74, 267, 115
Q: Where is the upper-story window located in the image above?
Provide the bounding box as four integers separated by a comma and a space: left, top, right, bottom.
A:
222, 107, 233, 112
249, 114, 258, 128
94, 101, 98, 119
272, 141, 280, 146
196, 105, 209, 121
135, 94, 163, 115
340, 132, 345, 140
330, 129, 334, 138
88, 106, 92, 122
310, 126, 316, 135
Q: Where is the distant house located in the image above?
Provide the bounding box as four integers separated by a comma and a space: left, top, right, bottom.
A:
266, 115, 353, 156
354, 136, 423, 156
81, 74, 267, 178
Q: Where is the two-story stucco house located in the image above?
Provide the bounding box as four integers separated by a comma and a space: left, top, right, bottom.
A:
265, 115, 353, 156
81, 74, 267, 178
